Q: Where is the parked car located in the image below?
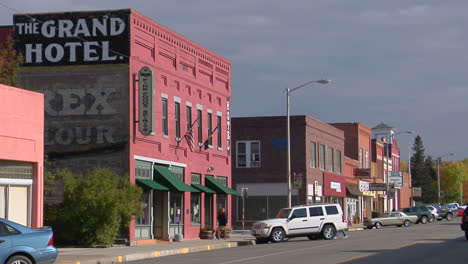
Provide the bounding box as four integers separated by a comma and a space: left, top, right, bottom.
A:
401, 206, 432, 224
0, 218, 57, 264
436, 204, 456, 221
457, 207, 465, 217
425, 205, 439, 222
251, 203, 347, 243
460, 207, 468, 240
364, 212, 417, 229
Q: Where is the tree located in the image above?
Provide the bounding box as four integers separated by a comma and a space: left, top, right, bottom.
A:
410, 135, 436, 203
0, 33, 22, 86
44, 168, 142, 246
441, 159, 468, 204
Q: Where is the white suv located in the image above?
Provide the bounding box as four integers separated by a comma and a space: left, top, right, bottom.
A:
251, 203, 347, 243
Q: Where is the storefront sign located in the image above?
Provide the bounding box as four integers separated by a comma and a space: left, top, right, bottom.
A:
138, 66, 154, 136
226, 98, 231, 155
388, 171, 403, 188
369, 183, 387, 192
14, 10, 130, 66
293, 172, 303, 189
323, 172, 346, 197
330, 182, 341, 193
354, 168, 371, 177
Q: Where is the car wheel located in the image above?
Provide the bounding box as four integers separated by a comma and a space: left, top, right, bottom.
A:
322, 225, 336, 240
255, 238, 269, 244
7, 255, 33, 264
270, 228, 285, 243
403, 220, 411, 227
375, 222, 382, 229
429, 215, 435, 223
446, 213, 453, 221
420, 216, 428, 224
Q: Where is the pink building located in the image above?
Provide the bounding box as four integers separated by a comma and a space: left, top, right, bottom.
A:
0, 84, 44, 228
9, 9, 235, 243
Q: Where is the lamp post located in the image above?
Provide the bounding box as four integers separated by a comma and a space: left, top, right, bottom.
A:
437, 153, 454, 205
285, 79, 330, 208
389, 130, 415, 211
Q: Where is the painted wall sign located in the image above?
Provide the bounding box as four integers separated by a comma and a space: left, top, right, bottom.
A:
138, 66, 154, 136
13, 10, 130, 66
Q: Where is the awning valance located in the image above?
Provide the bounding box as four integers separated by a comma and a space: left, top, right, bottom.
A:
346, 183, 362, 196
136, 178, 170, 191
205, 176, 240, 196
153, 167, 199, 192
192, 183, 216, 194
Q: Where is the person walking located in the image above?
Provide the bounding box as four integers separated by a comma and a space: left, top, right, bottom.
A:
216, 208, 227, 240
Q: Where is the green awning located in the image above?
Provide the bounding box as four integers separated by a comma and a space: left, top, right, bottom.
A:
136, 178, 170, 191
154, 167, 199, 192
192, 183, 216, 194
205, 176, 240, 196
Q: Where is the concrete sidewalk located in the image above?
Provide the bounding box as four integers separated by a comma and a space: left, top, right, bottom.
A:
56, 233, 255, 264
56, 227, 365, 264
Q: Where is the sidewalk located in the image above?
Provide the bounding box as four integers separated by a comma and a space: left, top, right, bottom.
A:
56, 227, 365, 264
56, 232, 255, 264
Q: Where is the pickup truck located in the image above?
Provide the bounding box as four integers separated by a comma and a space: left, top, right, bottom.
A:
402, 206, 432, 224
460, 207, 468, 240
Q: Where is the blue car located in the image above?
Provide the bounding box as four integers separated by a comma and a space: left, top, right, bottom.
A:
0, 218, 57, 264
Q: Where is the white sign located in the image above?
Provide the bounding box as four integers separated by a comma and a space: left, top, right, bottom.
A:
316, 185, 323, 196
308, 184, 314, 196
388, 171, 403, 188
330, 182, 342, 193
138, 66, 154, 136
359, 180, 370, 192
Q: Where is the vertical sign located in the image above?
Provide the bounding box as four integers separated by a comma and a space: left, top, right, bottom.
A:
226, 98, 231, 155
138, 66, 154, 136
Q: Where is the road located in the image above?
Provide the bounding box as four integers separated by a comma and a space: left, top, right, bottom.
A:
129, 220, 466, 264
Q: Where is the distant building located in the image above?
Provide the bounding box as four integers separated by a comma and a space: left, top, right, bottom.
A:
0, 84, 44, 228
4, 9, 235, 243
231, 116, 345, 229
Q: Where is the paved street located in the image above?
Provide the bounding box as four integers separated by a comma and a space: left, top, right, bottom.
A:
128, 221, 465, 264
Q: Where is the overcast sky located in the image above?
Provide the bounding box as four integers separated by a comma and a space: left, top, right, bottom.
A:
1, 0, 467, 160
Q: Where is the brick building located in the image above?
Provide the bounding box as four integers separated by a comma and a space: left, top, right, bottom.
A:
5, 9, 235, 243
0, 84, 44, 228
231, 116, 345, 229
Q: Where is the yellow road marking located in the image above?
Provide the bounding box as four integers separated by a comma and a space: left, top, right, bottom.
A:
154, 251, 160, 257
117, 256, 123, 263
75, 262, 80, 264
182, 248, 188, 254
208, 245, 211, 250
228, 243, 232, 248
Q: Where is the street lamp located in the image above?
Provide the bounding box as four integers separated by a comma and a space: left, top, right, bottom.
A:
285, 79, 331, 208
437, 153, 455, 205
389, 130, 415, 211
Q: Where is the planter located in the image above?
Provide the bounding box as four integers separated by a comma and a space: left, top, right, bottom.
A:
200, 230, 214, 239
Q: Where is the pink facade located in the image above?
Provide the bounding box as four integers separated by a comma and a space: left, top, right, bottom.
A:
127, 10, 232, 242
0, 84, 44, 228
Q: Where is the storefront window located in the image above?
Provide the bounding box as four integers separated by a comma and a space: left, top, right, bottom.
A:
191, 193, 201, 224
170, 192, 183, 224
136, 191, 151, 225
217, 194, 227, 219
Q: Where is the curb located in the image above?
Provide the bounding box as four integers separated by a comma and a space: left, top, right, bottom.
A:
348, 227, 364, 231
60, 240, 256, 264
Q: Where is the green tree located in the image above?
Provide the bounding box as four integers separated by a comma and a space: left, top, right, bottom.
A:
441, 159, 468, 204
0, 33, 22, 86
410, 135, 436, 203
44, 168, 142, 246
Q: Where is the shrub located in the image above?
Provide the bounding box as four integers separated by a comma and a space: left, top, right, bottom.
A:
45, 168, 142, 246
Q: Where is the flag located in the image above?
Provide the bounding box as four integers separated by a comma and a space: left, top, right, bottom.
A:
203, 125, 219, 150
184, 117, 199, 152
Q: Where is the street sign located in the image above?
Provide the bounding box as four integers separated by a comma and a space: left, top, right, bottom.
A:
387, 171, 403, 188
412, 187, 422, 197
242, 187, 249, 199
369, 183, 387, 192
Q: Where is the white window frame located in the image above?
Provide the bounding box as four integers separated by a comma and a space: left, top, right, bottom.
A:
236, 140, 261, 168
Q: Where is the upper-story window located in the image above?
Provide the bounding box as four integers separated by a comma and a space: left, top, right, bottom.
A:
197, 108, 203, 144
236, 141, 260, 168
319, 144, 326, 170
359, 148, 363, 168
175, 101, 180, 139
186, 105, 192, 131
207, 111, 213, 146
365, 150, 369, 168
336, 150, 342, 174
310, 142, 317, 168
162, 97, 168, 137
327, 147, 334, 172
217, 114, 222, 149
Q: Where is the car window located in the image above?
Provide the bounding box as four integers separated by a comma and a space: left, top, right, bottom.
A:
402, 208, 410, 213
325, 206, 339, 215
309, 207, 324, 217
390, 212, 399, 217
0, 222, 20, 236
427, 206, 434, 210
291, 208, 307, 218
276, 208, 292, 219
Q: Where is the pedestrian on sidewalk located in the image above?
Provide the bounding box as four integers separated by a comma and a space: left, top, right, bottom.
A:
216, 208, 227, 240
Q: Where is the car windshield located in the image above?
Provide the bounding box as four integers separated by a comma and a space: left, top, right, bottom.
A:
276, 208, 292, 218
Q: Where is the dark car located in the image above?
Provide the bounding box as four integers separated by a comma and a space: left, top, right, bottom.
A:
461, 207, 468, 240
402, 206, 432, 224
435, 204, 456, 221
